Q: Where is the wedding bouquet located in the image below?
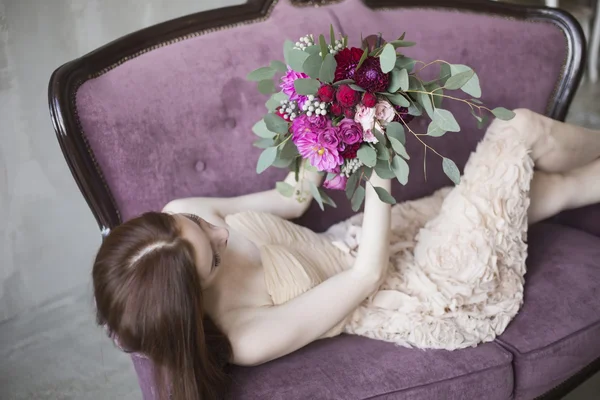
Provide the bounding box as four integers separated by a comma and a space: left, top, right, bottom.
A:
247, 27, 514, 211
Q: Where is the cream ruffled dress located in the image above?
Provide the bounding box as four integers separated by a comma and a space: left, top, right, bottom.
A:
225, 123, 533, 350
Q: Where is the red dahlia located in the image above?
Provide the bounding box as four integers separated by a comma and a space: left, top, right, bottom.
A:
354, 57, 389, 93
334, 47, 364, 81
341, 142, 361, 159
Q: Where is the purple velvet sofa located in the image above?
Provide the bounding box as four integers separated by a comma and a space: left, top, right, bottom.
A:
48, 0, 600, 399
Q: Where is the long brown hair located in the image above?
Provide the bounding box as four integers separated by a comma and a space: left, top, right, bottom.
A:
92, 212, 232, 399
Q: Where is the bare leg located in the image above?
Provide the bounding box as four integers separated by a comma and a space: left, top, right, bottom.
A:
528, 157, 600, 224
490, 109, 600, 173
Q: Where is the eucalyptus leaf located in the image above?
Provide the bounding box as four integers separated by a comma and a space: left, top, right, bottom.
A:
252, 119, 276, 138
388, 68, 409, 93
407, 99, 423, 117
294, 78, 321, 95
265, 92, 288, 112
391, 155, 409, 185
373, 186, 397, 204
389, 137, 410, 160
389, 40, 416, 48
427, 121, 446, 137
333, 79, 355, 86
409, 75, 425, 91
318, 188, 337, 208
372, 127, 387, 145
477, 114, 490, 129
272, 157, 294, 168
247, 66, 276, 81
444, 70, 475, 90
424, 82, 443, 108
270, 60, 288, 73
351, 185, 366, 211
304, 45, 321, 55
276, 181, 295, 197
492, 107, 516, 120
287, 49, 310, 72
349, 84, 366, 92
309, 181, 324, 211
418, 91, 434, 119
345, 171, 360, 199
258, 79, 276, 95
256, 147, 278, 174
330, 24, 336, 46
385, 92, 410, 107
303, 53, 323, 79
279, 139, 299, 159
442, 157, 461, 185
449, 64, 481, 98
379, 43, 396, 73
385, 122, 406, 145
357, 145, 377, 167
319, 53, 337, 83
253, 138, 275, 148
470, 98, 483, 105
374, 140, 390, 159
356, 48, 369, 70
432, 109, 460, 132
361, 166, 374, 180
375, 159, 396, 179
319, 34, 328, 59
398, 32, 406, 40
264, 113, 289, 134
283, 40, 295, 65
469, 108, 483, 123
439, 63, 452, 85
395, 56, 416, 72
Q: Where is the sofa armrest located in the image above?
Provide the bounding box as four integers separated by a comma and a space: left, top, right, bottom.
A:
552, 204, 600, 238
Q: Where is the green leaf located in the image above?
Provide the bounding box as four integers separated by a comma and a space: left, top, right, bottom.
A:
407, 97, 423, 116
391, 155, 409, 185
303, 53, 323, 79
470, 98, 483, 105
345, 172, 360, 199
276, 181, 295, 197
395, 56, 416, 72
356, 48, 369, 71
409, 75, 425, 91
294, 78, 320, 95
389, 40, 416, 48
444, 70, 475, 90
319, 188, 337, 208
304, 45, 321, 55
349, 84, 366, 92
389, 136, 410, 160
385, 93, 410, 107
375, 159, 396, 179
253, 138, 275, 148
379, 43, 396, 73
477, 114, 490, 129
372, 127, 387, 145
319, 34, 328, 59
374, 140, 390, 160
272, 157, 293, 168
247, 66, 276, 81
388, 68, 409, 93
427, 121, 446, 137
424, 82, 443, 108
319, 53, 337, 83
449, 64, 481, 98
469, 108, 483, 123
492, 107, 516, 121
256, 147, 278, 174
265, 92, 288, 112
351, 185, 366, 211
373, 186, 397, 204
385, 122, 406, 145
283, 40, 295, 65
330, 24, 336, 47
279, 139, 299, 159
264, 113, 289, 134
398, 32, 406, 40
432, 109, 460, 132
252, 119, 276, 138
258, 79, 276, 95
270, 60, 287, 73
309, 181, 324, 211
418, 91, 434, 119
333, 79, 355, 86
439, 63, 452, 86
357, 145, 377, 167
442, 157, 461, 185
287, 49, 310, 72
361, 166, 373, 180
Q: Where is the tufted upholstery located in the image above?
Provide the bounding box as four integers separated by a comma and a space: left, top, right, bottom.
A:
60, 0, 599, 399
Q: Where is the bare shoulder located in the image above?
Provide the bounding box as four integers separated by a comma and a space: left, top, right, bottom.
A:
161, 197, 226, 227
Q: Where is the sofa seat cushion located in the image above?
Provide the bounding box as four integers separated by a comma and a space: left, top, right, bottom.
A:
496, 223, 600, 400
226, 335, 513, 400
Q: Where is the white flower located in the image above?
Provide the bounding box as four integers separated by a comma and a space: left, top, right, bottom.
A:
354, 104, 376, 132
375, 100, 395, 126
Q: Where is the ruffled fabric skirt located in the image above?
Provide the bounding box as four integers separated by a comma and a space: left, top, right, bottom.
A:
326, 121, 534, 350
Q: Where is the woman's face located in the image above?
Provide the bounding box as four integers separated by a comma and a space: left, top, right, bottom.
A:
176, 214, 229, 288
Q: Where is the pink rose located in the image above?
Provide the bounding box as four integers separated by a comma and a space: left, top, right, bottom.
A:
375, 100, 395, 126
338, 118, 362, 146
354, 104, 376, 133
363, 121, 383, 143
323, 173, 348, 190
317, 126, 341, 149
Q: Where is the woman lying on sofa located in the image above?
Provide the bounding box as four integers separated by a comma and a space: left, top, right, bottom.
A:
92, 108, 600, 400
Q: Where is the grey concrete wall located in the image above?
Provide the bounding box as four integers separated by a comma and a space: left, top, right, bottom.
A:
0, 0, 244, 323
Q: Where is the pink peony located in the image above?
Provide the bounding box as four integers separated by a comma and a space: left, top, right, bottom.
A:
295, 134, 343, 172
338, 118, 362, 146
375, 100, 395, 126
280, 67, 309, 107
354, 104, 376, 132
291, 114, 330, 141
323, 173, 348, 190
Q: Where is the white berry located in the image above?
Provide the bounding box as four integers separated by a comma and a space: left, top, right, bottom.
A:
320, 103, 326, 109
308, 106, 315, 112
307, 111, 313, 116
307, 95, 314, 101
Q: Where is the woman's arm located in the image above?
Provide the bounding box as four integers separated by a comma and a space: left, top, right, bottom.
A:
230, 176, 392, 366
163, 162, 323, 224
